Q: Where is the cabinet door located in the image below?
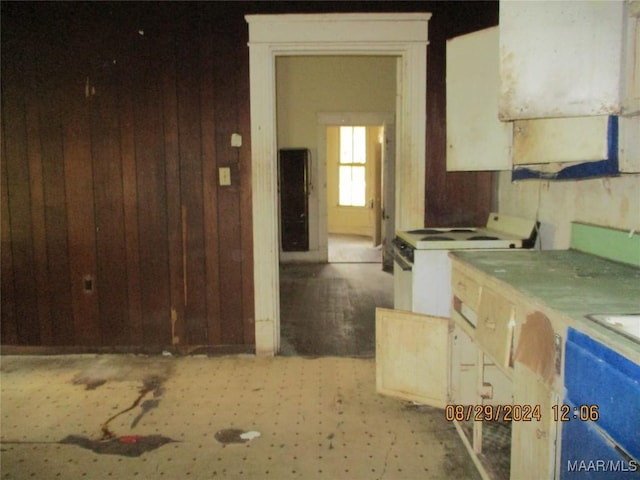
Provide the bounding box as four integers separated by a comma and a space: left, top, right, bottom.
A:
446, 27, 512, 171
512, 116, 609, 166
619, 115, 640, 173
499, 1, 626, 119
375, 308, 449, 408
564, 328, 640, 465
623, 3, 640, 115
511, 363, 557, 479
510, 116, 626, 180
450, 324, 478, 406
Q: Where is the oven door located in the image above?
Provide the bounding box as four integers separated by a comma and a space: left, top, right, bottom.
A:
393, 247, 413, 311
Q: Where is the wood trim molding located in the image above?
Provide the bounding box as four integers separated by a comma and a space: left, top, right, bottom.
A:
246, 13, 430, 356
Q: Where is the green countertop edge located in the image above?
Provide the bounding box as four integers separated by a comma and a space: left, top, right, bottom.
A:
570, 223, 640, 267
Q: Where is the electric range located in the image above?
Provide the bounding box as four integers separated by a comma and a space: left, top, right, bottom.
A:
393, 212, 538, 316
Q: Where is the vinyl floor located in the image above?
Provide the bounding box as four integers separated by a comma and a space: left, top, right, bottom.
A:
1, 238, 481, 479
0, 354, 481, 480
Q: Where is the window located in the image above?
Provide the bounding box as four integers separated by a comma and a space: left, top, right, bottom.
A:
338, 126, 366, 206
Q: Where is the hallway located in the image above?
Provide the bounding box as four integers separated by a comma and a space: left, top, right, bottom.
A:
279, 233, 391, 357
327, 234, 382, 264
279, 262, 392, 357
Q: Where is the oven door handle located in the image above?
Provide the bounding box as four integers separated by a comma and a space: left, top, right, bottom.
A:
394, 254, 412, 272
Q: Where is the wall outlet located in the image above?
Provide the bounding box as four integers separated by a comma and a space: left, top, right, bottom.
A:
219, 167, 231, 186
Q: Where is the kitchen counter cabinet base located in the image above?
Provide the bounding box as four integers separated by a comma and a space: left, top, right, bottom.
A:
451, 249, 640, 480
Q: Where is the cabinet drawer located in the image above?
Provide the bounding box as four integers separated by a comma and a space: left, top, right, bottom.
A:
476, 287, 515, 369
452, 270, 481, 311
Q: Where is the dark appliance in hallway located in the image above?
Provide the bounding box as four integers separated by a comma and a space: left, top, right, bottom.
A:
279, 148, 310, 251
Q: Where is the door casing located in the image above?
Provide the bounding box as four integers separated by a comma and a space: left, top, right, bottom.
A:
246, 13, 430, 355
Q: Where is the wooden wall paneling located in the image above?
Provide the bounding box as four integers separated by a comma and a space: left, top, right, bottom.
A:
176, 12, 208, 345
63, 76, 101, 345
39, 82, 75, 345
199, 17, 222, 345
0, 1, 500, 350
25, 85, 52, 345
424, 4, 498, 227
133, 43, 171, 346
119, 57, 144, 346
213, 19, 245, 345
90, 60, 129, 345
1, 116, 18, 345
424, 10, 446, 224
159, 20, 186, 348
2, 66, 41, 345
217, 173, 244, 345
236, 18, 256, 346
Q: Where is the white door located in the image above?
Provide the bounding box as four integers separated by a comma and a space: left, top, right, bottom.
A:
375, 308, 450, 408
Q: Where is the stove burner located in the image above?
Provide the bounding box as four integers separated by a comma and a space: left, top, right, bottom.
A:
409, 228, 476, 235
408, 229, 442, 234
420, 236, 454, 241
468, 235, 499, 240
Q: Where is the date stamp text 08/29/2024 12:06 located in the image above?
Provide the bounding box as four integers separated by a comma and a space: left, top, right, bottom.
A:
444, 404, 601, 423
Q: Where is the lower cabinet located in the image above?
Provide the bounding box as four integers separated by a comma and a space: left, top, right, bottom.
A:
450, 324, 515, 480
511, 363, 558, 479
561, 328, 640, 479
376, 266, 565, 479
375, 307, 520, 480
377, 261, 639, 480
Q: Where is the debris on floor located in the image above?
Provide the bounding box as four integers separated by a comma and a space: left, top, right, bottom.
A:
215, 428, 261, 444
59, 434, 176, 457
100, 374, 165, 440
240, 430, 261, 441
67, 356, 177, 457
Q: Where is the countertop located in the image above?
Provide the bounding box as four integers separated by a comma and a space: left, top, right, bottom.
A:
450, 249, 640, 361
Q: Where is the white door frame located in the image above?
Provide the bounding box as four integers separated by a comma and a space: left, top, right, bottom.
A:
246, 13, 430, 356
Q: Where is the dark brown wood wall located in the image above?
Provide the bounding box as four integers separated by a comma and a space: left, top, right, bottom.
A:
1, 1, 497, 349
1, 2, 254, 348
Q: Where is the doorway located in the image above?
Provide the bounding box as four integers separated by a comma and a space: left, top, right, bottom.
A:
246, 13, 430, 355
321, 118, 395, 266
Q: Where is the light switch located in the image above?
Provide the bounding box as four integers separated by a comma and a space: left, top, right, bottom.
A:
219, 167, 231, 186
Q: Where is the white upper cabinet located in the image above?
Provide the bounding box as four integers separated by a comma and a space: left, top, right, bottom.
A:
499, 0, 637, 120
620, 115, 640, 172
446, 27, 512, 171
512, 116, 610, 166
623, 1, 640, 114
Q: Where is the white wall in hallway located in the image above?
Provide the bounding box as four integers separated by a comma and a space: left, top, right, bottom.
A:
276, 55, 396, 260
